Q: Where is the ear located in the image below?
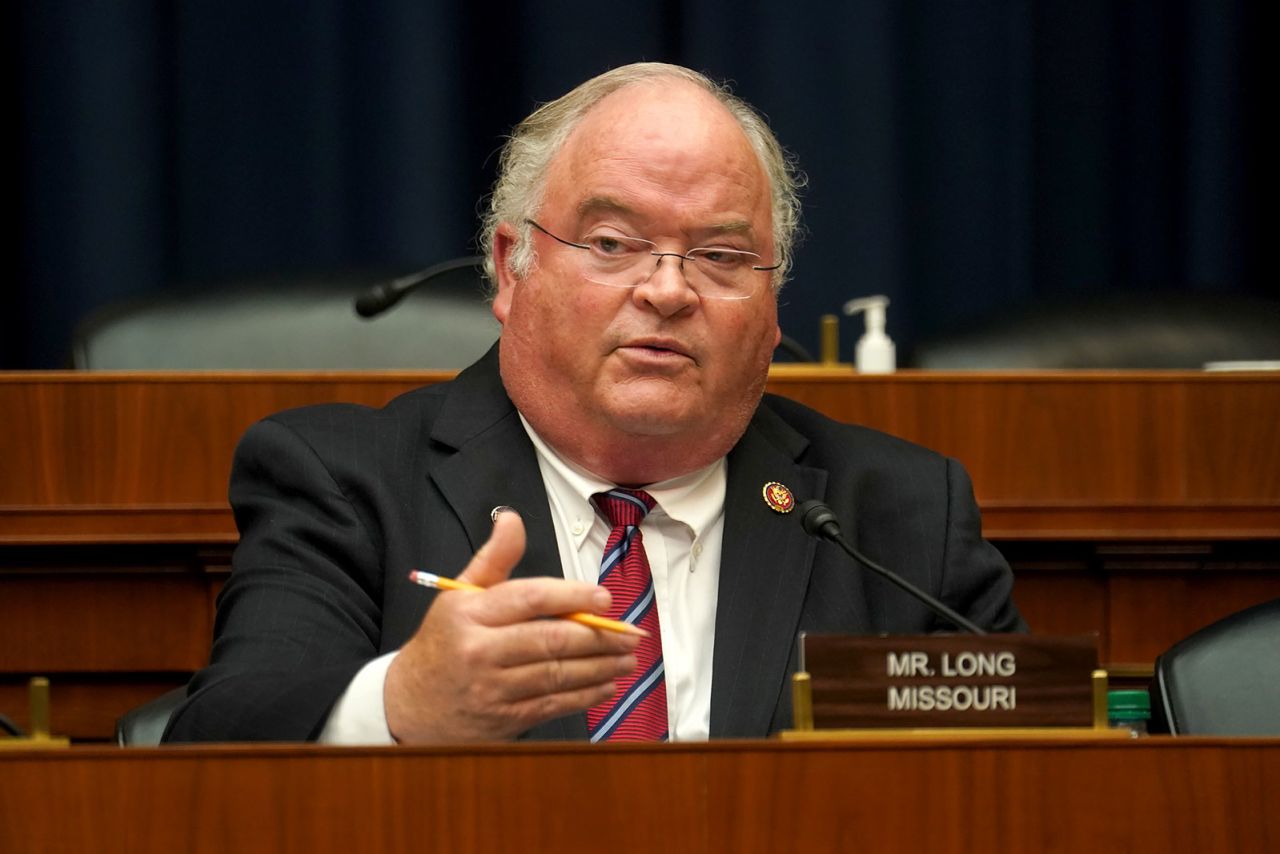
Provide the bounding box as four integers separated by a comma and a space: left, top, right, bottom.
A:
491, 222, 521, 323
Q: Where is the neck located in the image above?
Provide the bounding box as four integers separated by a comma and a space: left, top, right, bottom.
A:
533, 421, 740, 486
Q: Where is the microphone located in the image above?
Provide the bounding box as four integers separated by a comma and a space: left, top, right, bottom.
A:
353, 256, 486, 318
797, 499, 986, 634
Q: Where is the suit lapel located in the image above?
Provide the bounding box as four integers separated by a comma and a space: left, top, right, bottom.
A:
710, 405, 827, 738
425, 346, 588, 740
426, 346, 562, 583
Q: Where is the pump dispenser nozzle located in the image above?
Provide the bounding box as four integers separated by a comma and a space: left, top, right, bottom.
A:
842, 295, 896, 374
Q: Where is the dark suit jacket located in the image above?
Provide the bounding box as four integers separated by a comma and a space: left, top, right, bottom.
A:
164, 346, 1024, 742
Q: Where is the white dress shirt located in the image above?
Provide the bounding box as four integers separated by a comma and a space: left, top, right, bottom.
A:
319, 416, 725, 744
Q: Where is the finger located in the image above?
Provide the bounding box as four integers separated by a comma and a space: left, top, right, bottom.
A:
494, 653, 636, 706
457, 509, 526, 589
484, 616, 641, 668
462, 680, 624, 742
462, 576, 613, 629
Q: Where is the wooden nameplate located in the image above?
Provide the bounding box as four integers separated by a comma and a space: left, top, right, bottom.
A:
784, 633, 1116, 738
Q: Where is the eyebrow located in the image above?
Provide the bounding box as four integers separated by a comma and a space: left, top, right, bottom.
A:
575, 197, 757, 241
576, 196, 635, 220
704, 219, 754, 238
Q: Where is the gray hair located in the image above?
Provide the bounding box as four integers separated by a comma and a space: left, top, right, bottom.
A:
479, 63, 804, 294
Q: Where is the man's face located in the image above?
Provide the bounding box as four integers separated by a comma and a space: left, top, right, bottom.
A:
492, 80, 782, 484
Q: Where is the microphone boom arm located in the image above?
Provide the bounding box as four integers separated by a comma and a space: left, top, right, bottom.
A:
353, 256, 486, 318
798, 499, 986, 635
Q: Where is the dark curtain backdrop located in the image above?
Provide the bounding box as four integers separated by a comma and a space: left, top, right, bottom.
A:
11, 1, 1262, 369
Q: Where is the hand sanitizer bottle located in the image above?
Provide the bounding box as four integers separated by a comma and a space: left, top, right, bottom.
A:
842, 295, 896, 374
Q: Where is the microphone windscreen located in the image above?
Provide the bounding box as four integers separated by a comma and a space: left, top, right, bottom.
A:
798, 499, 841, 538
354, 285, 394, 318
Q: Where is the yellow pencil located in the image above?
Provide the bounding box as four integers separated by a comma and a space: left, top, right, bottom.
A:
407, 570, 647, 637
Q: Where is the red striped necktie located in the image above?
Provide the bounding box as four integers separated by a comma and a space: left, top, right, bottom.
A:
587, 489, 668, 742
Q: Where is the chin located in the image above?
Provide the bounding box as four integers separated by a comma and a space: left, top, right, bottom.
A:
604, 402, 701, 437
601, 380, 693, 418
609, 413, 694, 437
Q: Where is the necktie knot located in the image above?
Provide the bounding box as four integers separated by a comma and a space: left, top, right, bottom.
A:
593, 489, 656, 529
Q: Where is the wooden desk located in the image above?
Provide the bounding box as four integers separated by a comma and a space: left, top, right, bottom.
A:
2, 370, 1277, 738
2, 738, 1277, 853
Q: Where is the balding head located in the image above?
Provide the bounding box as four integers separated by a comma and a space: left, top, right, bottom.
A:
481, 63, 803, 294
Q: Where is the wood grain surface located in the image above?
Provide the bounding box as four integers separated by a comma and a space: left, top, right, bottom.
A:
2, 739, 1277, 854
3, 370, 1277, 541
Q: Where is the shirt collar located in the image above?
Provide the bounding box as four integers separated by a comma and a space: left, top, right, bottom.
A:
518, 413, 726, 537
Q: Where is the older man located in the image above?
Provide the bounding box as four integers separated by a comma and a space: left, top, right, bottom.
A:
164, 63, 1023, 745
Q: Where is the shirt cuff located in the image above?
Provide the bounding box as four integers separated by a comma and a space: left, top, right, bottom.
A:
317, 651, 398, 745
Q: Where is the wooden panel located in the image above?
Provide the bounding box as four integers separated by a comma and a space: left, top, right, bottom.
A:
0, 505, 235, 543
714, 740, 1280, 853
1, 740, 1277, 853
980, 503, 1280, 541
1009, 571, 1109, 658
3, 370, 1278, 542
0, 676, 187, 741
0, 544, 222, 740
0, 545, 226, 671
0, 574, 211, 671
9, 542, 1275, 741
763, 372, 1280, 536
1108, 571, 1280, 664
1186, 379, 1280, 500
0, 372, 435, 508
1008, 541, 1280, 664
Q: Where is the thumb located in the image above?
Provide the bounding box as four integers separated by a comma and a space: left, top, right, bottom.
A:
456, 510, 526, 589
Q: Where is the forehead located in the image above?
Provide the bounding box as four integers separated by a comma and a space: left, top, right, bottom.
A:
542, 80, 771, 233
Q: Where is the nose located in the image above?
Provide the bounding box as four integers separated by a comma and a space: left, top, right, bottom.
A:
632, 253, 699, 317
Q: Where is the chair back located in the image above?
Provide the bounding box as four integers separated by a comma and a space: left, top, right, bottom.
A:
115, 687, 189, 746
72, 258, 498, 370
913, 294, 1280, 369
1149, 598, 1280, 735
